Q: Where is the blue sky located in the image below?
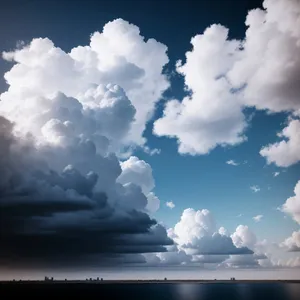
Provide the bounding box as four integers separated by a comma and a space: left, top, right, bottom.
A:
0, 0, 300, 277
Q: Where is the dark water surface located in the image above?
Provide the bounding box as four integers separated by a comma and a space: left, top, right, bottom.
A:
1, 283, 300, 299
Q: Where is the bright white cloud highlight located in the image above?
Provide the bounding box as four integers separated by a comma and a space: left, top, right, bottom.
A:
260, 119, 300, 167
166, 201, 175, 209
154, 0, 300, 156
226, 160, 239, 166
1, 18, 169, 148
281, 231, 300, 252
281, 180, 300, 224
153, 25, 246, 155
253, 215, 263, 222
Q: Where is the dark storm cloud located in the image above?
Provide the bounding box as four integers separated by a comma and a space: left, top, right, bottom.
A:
183, 233, 254, 255
0, 116, 172, 268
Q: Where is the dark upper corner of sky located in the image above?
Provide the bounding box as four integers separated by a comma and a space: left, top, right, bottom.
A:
0, 0, 263, 94
1, 0, 263, 55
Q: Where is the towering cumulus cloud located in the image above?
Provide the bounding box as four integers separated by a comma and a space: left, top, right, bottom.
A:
2, 18, 169, 148
154, 0, 300, 157
0, 19, 171, 270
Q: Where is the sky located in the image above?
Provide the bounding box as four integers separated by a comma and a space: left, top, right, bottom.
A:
0, 0, 300, 280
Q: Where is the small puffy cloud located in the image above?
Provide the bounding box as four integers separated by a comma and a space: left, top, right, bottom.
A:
250, 185, 260, 193
231, 225, 257, 250
146, 192, 160, 213
253, 215, 263, 222
117, 156, 155, 195
281, 180, 300, 224
218, 227, 228, 236
143, 146, 161, 156
281, 231, 300, 252
260, 119, 300, 167
166, 201, 175, 209
274, 172, 280, 177
226, 160, 239, 166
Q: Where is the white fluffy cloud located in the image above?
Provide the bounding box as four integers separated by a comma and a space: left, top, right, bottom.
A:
117, 156, 160, 213
154, 0, 300, 156
171, 209, 253, 256
281, 180, 300, 224
1, 18, 169, 148
117, 156, 155, 194
226, 160, 239, 166
154, 25, 246, 155
166, 201, 175, 209
228, 0, 300, 113
260, 119, 300, 167
231, 225, 257, 250
253, 215, 263, 222
281, 231, 300, 252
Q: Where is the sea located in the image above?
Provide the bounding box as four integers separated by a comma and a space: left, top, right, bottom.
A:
2, 282, 300, 299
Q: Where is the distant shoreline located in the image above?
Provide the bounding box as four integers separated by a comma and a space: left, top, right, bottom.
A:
1, 279, 300, 284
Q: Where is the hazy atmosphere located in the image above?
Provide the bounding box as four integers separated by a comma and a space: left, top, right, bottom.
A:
0, 0, 300, 281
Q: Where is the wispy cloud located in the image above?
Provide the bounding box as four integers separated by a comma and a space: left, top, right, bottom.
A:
166, 201, 175, 209
250, 185, 260, 193
143, 146, 161, 156
273, 172, 280, 177
237, 214, 243, 218
253, 215, 263, 222
226, 160, 239, 166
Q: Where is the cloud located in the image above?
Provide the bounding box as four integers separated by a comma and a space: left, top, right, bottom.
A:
0, 116, 174, 269
0, 19, 171, 269
218, 227, 228, 236
117, 156, 161, 213
281, 231, 300, 252
1, 19, 169, 149
154, 0, 300, 156
142, 146, 161, 156
170, 209, 253, 256
253, 215, 263, 222
231, 225, 257, 250
260, 119, 300, 167
274, 172, 280, 177
250, 185, 260, 193
117, 156, 154, 195
153, 25, 247, 155
166, 201, 175, 209
228, 0, 300, 113
281, 180, 300, 224
226, 160, 239, 166
220, 255, 260, 269
146, 192, 160, 213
